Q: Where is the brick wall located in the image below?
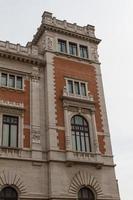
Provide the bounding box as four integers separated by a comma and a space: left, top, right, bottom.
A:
54, 57, 105, 153
0, 79, 30, 148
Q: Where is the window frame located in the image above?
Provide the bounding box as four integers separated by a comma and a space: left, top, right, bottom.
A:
2, 115, 19, 148
0, 72, 24, 90
0, 186, 18, 200
69, 42, 78, 56
66, 78, 88, 98
79, 45, 88, 59
58, 39, 67, 53
78, 187, 95, 200
57, 38, 90, 59
71, 115, 92, 152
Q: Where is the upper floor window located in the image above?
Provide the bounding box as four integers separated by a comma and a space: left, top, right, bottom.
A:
1, 72, 23, 90
0, 186, 18, 200
79, 45, 88, 58
57, 39, 90, 59
78, 187, 95, 200
2, 115, 18, 148
67, 79, 87, 97
69, 42, 78, 56
71, 115, 91, 152
58, 39, 67, 53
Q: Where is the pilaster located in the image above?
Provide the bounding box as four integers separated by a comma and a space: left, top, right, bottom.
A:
30, 66, 42, 159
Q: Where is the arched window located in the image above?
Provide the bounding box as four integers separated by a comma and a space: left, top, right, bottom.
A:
0, 186, 18, 200
71, 115, 91, 152
78, 187, 95, 200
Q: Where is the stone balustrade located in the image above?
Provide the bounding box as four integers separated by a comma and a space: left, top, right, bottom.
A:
0, 40, 40, 58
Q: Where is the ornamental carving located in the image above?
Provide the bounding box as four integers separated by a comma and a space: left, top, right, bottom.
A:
31, 67, 40, 81
0, 106, 23, 115
46, 37, 54, 50
69, 171, 103, 198
0, 170, 27, 194
91, 46, 99, 62
32, 126, 40, 144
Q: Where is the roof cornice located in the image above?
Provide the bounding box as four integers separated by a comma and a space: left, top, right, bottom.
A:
0, 41, 44, 66
32, 24, 101, 45
31, 11, 101, 45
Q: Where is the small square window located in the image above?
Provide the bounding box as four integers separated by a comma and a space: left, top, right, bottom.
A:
58, 39, 67, 53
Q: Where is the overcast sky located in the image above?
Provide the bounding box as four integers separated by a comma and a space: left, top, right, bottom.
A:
0, 0, 132, 199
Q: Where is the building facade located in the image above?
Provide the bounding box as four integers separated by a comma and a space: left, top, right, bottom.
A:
0, 11, 120, 200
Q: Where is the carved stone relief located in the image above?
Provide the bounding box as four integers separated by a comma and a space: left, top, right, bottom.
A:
69, 171, 103, 198
0, 106, 23, 115
32, 126, 40, 144
91, 45, 99, 62
0, 170, 27, 194
31, 66, 40, 81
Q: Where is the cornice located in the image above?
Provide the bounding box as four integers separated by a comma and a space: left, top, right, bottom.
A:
0, 50, 44, 66
31, 24, 101, 45
0, 41, 45, 66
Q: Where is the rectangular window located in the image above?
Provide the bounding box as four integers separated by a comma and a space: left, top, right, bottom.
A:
16, 76, 23, 89
0, 72, 23, 90
68, 80, 73, 94
9, 75, 15, 88
67, 79, 87, 97
69, 42, 78, 56
58, 39, 67, 53
1, 73, 7, 86
2, 115, 18, 148
74, 82, 80, 95
81, 83, 86, 96
79, 45, 88, 58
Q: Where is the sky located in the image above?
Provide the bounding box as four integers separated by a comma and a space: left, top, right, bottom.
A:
0, 0, 132, 199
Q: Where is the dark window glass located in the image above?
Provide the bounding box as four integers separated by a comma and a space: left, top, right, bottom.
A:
1, 73, 7, 86
71, 115, 91, 152
69, 42, 78, 56
68, 80, 73, 94
2, 115, 18, 148
58, 39, 67, 53
16, 76, 22, 89
74, 82, 80, 95
9, 75, 15, 88
0, 187, 18, 200
81, 83, 86, 96
80, 45, 88, 58
78, 187, 95, 200
67, 80, 87, 97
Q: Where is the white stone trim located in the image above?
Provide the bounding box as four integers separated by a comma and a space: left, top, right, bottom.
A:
69, 170, 103, 198
0, 112, 23, 148
45, 52, 58, 150
0, 170, 27, 195
94, 63, 113, 155
64, 110, 98, 153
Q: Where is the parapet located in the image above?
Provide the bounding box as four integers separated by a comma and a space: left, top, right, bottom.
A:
0, 40, 43, 65
41, 11, 96, 38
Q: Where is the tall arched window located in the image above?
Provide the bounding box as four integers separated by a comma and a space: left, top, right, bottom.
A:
0, 186, 18, 200
78, 187, 95, 200
71, 115, 91, 152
